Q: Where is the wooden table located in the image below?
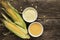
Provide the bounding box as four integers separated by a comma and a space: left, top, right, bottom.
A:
0, 0, 60, 40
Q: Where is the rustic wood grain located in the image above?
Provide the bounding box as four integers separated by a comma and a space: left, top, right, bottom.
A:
0, 0, 60, 40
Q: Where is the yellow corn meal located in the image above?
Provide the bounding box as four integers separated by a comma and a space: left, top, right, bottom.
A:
29, 23, 42, 36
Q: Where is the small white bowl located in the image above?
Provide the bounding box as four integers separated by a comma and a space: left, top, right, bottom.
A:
22, 7, 38, 23
28, 22, 44, 37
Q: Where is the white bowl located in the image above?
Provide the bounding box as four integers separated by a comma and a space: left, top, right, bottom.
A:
22, 7, 38, 23
28, 22, 44, 37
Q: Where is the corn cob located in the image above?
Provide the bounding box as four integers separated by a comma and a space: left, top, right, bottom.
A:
1, 0, 27, 31
2, 19, 30, 39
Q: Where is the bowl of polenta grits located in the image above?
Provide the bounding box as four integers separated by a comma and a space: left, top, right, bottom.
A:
28, 22, 43, 37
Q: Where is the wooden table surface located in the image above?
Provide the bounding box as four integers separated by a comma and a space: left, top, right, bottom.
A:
0, 0, 60, 40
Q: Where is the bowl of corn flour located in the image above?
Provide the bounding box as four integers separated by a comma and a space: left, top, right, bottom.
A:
22, 7, 38, 23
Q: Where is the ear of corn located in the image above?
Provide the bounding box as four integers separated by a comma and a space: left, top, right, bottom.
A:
1, 0, 27, 31
1, 13, 30, 39
2, 19, 30, 39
